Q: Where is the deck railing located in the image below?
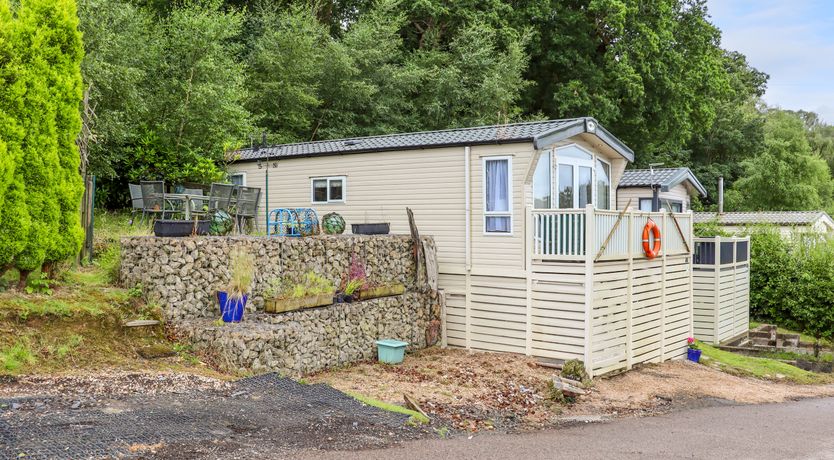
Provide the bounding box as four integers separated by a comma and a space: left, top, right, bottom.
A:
529, 205, 693, 261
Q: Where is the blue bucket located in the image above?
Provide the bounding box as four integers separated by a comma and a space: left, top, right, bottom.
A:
217, 291, 246, 323
375, 339, 409, 364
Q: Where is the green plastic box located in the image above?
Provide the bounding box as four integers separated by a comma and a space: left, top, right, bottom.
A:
375, 339, 409, 364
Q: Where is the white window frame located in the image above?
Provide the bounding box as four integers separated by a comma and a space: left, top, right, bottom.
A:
555, 144, 596, 209
595, 156, 612, 210
229, 172, 247, 187
311, 176, 347, 204
532, 149, 554, 210
482, 156, 513, 236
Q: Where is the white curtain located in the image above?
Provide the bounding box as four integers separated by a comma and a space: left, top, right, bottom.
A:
486, 159, 508, 212
486, 159, 510, 232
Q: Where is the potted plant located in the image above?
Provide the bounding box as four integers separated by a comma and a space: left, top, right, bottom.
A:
154, 219, 211, 237
358, 282, 406, 300
351, 223, 390, 235
335, 254, 368, 302
263, 272, 335, 313
686, 337, 701, 363
217, 248, 254, 322
335, 278, 363, 303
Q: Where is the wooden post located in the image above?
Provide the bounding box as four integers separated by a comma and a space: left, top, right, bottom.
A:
583, 204, 595, 377
525, 206, 533, 356
659, 212, 667, 362
626, 209, 634, 369
688, 211, 695, 342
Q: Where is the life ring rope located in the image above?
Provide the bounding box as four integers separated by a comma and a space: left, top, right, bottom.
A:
642, 219, 662, 259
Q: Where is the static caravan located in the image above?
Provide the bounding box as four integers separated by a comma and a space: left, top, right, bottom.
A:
617, 167, 707, 212
694, 211, 834, 238
229, 118, 695, 376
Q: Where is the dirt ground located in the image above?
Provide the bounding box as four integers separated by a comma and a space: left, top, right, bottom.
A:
308, 347, 834, 431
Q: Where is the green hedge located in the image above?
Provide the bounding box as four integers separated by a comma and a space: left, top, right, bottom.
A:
749, 227, 834, 352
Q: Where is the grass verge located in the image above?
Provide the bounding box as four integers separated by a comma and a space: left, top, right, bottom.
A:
346, 391, 430, 425
700, 343, 834, 385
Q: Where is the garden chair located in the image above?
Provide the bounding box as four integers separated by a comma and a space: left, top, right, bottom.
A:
234, 186, 261, 233
128, 183, 144, 225
140, 180, 176, 221
207, 183, 236, 213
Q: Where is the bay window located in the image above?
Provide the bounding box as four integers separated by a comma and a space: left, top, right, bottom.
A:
532, 144, 613, 210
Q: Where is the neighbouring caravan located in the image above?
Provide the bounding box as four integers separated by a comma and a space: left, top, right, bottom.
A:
229, 118, 695, 376
616, 167, 707, 212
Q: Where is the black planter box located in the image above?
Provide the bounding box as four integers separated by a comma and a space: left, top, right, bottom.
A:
153, 219, 210, 237
351, 223, 390, 235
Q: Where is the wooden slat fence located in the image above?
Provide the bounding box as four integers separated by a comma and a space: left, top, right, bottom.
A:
693, 237, 750, 345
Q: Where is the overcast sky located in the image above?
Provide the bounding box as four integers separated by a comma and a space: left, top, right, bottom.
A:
707, 0, 834, 123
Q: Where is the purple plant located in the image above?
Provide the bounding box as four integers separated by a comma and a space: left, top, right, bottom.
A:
348, 254, 369, 290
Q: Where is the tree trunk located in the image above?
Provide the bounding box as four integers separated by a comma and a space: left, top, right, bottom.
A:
17, 269, 31, 291
814, 340, 821, 358
42, 261, 55, 280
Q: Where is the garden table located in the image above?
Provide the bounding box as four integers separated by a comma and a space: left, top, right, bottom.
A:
161, 193, 206, 220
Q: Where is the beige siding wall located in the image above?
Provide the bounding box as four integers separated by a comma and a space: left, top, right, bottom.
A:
617, 184, 691, 211
227, 146, 469, 271
469, 144, 535, 270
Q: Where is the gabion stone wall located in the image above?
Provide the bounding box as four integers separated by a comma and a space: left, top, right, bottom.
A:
176, 292, 439, 376
120, 235, 421, 322
119, 235, 440, 375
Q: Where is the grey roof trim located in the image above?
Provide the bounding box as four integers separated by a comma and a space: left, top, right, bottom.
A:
532, 118, 635, 162
618, 167, 707, 197
231, 118, 635, 163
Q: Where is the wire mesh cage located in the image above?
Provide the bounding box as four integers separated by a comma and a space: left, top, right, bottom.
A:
267, 208, 320, 237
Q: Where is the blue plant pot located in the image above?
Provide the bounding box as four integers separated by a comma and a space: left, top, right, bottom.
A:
217, 291, 246, 323
687, 348, 702, 363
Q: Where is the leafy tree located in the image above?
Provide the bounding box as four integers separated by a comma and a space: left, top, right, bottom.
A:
133, 1, 251, 183
513, 0, 733, 163
245, 5, 332, 143
0, 0, 29, 276
41, 0, 85, 275
731, 111, 833, 211
7, 0, 84, 287
77, 0, 156, 180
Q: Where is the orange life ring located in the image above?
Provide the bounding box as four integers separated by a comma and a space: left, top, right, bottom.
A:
642, 219, 662, 259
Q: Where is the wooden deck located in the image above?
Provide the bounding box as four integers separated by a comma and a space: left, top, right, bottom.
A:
442, 206, 696, 378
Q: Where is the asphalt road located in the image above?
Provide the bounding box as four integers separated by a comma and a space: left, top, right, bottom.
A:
302, 397, 834, 460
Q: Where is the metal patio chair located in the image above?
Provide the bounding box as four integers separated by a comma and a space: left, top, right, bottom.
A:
234, 186, 261, 233
128, 184, 145, 225
140, 180, 176, 221
206, 182, 236, 214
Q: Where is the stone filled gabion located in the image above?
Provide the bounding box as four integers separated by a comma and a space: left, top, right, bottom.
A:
119, 235, 440, 375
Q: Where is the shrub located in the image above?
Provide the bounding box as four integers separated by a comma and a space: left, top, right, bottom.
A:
561, 359, 590, 384
749, 226, 834, 355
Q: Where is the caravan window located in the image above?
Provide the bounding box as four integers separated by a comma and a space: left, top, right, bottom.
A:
311, 176, 346, 203
484, 157, 512, 234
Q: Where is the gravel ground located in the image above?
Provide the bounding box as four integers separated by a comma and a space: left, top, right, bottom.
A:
310, 348, 834, 431
0, 373, 426, 459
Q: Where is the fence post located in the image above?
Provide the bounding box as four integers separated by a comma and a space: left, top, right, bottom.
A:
626, 209, 634, 369
713, 236, 721, 345
583, 204, 595, 377
525, 206, 533, 356
659, 212, 667, 362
